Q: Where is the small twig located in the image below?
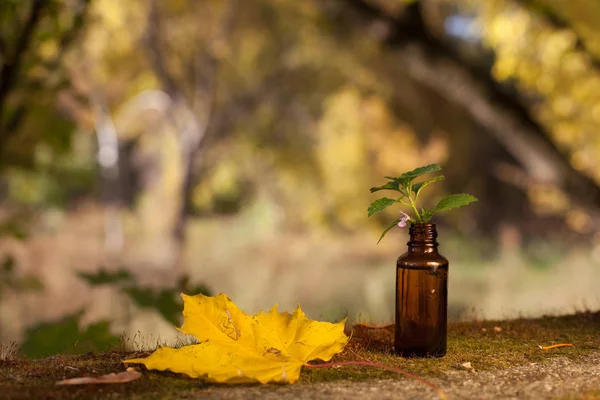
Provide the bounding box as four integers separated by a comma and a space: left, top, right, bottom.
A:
305, 360, 447, 400
539, 343, 574, 351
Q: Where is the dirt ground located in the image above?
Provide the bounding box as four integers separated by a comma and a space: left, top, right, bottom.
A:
2, 312, 600, 399
2, 352, 599, 399
188, 354, 600, 399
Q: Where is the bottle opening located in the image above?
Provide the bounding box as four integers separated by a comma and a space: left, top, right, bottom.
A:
408, 223, 438, 246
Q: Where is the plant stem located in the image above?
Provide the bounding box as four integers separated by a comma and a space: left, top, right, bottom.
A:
304, 361, 447, 399
407, 182, 422, 222
399, 199, 411, 208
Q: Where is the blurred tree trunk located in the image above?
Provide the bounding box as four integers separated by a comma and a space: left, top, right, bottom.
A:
145, 0, 237, 274
0, 0, 49, 156
0, 0, 91, 167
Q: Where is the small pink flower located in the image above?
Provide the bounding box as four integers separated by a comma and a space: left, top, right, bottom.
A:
397, 211, 411, 228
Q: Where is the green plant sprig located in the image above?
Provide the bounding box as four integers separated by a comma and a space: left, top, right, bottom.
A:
368, 164, 478, 243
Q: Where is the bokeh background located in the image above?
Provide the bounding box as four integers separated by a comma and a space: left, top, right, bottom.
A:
1, 0, 600, 358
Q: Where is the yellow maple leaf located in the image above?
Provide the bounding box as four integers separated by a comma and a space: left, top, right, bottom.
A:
124, 293, 349, 384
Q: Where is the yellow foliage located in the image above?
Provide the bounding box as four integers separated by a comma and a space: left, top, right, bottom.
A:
566, 208, 592, 233
192, 157, 241, 210
317, 87, 370, 227
527, 183, 570, 215
39, 40, 59, 61
473, 0, 600, 185
124, 293, 348, 384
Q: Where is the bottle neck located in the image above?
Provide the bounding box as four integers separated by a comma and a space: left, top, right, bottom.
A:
407, 223, 439, 253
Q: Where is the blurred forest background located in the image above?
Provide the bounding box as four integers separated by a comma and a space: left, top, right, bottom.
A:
1, 0, 600, 358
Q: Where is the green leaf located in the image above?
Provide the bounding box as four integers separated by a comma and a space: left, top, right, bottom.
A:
369, 181, 401, 193
21, 311, 119, 358
123, 287, 181, 326
399, 164, 441, 181
420, 208, 435, 223
78, 268, 133, 286
377, 218, 401, 244
434, 194, 478, 213
177, 276, 212, 296
383, 164, 442, 190
368, 197, 397, 217
18, 276, 44, 291
412, 176, 445, 195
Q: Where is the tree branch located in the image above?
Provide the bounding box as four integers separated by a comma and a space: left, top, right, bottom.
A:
0, 0, 91, 164
338, 0, 600, 212
144, 0, 238, 269
0, 0, 50, 149
173, 0, 238, 244
145, 0, 181, 99
47, 0, 92, 71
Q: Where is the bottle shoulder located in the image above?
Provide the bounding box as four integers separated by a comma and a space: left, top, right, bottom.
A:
397, 250, 448, 268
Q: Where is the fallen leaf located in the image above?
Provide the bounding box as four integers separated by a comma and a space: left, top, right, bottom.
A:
55, 367, 141, 385
124, 293, 349, 384
454, 362, 475, 372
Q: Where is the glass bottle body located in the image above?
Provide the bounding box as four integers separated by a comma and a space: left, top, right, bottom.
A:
395, 224, 448, 357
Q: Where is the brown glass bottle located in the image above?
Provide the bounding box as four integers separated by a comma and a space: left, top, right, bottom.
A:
395, 223, 448, 357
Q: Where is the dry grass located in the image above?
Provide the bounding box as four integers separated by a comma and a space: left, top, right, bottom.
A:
0, 342, 19, 361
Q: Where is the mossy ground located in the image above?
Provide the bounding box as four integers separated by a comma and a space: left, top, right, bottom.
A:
1, 311, 599, 399
579, 391, 600, 400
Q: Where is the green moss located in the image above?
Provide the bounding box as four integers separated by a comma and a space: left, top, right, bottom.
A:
1, 312, 598, 399
306, 311, 600, 381
0, 352, 207, 400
